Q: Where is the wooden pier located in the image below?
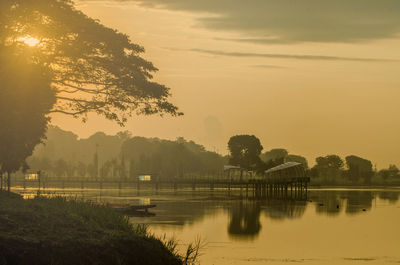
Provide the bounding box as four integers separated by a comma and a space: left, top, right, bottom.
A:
12, 162, 310, 198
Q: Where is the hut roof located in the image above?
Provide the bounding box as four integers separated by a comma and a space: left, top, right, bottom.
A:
224, 165, 241, 171
265, 162, 302, 174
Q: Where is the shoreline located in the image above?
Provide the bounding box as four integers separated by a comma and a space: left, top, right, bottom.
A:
0, 191, 183, 265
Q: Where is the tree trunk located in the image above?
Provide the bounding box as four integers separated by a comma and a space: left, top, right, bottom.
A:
7, 171, 11, 193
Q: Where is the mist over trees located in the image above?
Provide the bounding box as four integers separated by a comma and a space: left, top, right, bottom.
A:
26, 127, 227, 180
122, 137, 227, 179
21, 130, 400, 186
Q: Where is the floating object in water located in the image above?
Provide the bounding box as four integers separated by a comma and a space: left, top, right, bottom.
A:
337, 205, 339, 209
362, 208, 366, 211
109, 203, 157, 216
318, 203, 324, 206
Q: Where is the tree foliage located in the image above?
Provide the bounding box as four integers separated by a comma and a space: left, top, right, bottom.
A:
311, 155, 344, 183
1, 0, 181, 125
227, 135, 263, 171
122, 137, 226, 178
260, 148, 288, 163
345, 155, 373, 183
0, 56, 55, 182
260, 148, 308, 169
379, 164, 400, 181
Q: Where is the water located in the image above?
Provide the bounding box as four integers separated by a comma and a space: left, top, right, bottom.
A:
15, 187, 400, 264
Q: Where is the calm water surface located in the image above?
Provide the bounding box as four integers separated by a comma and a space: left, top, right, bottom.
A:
17, 187, 400, 265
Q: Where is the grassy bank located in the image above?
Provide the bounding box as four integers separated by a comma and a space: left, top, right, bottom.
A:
0, 191, 183, 265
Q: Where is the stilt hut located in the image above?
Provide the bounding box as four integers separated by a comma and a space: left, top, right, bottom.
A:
265, 162, 306, 181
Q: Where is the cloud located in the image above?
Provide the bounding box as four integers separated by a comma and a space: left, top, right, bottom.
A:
251, 65, 291, 69
189, 48, 397, 62
115, 0, 400, 44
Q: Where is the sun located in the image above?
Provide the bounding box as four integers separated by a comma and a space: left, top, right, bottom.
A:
17, 36, 40, 47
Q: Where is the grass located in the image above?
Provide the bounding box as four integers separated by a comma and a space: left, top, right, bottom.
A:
0, 191, 185, 265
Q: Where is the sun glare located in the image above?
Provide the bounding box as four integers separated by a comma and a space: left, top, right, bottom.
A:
18, 36, 40, 47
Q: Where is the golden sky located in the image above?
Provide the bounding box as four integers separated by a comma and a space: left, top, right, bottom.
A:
51, 0, 400, 168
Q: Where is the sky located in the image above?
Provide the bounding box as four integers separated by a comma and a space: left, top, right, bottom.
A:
51, 0, 400, 168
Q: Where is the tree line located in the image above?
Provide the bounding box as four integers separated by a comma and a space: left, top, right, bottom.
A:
24, 126, 227, 181
227, 135, 400, 185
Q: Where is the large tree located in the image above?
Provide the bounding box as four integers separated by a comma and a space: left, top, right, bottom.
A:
312, 155, 344, 183
0, 56, 55, 191
0, 0, 181, 187
345, 155, 373, 184
227, 135, 263, 171
1, 0, 181, 125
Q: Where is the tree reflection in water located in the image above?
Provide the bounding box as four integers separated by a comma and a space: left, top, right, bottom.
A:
131, 189, 400, 240
228, 201, 261, 239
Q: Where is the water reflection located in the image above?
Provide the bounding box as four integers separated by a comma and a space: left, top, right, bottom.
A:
228, 201, 261, 239
262, 198, 307, 220
15, 187, 400, 241
131, 189, 400, 240
377, 191, 400, 204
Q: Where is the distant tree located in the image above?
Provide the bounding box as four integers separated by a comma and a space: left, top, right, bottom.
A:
1, 0, 181, 125
379, 164, 399, 181
116, 131, 132, 143
76, 162, 87, 178
260, 148, 308, 171
100, 161, 113, 179
228, 135, 263, 172
87, 163, 98, 179
316, 155, 344, 170
27, 157, 53, 173
260, 148, 288, 163
122, 136, 225, 179
93, 150, 99, 180
286, 154, 308, 169
119, 155, 127, 181
129, 159, 135, 179
53, 159, 68, 178
312, 155, 344, 183
345, 155, 373, 184
389, 164, 399, 175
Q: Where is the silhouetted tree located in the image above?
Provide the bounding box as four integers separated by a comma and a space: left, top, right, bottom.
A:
260, 149, 308, 170
0, 57, 55, 191
1, 0, 181, 125
345, 155, 373, 184
260, 148, 288, 163
312, 155, 344, 183
122, 137, 225, 179
228, 135, 263, 172
1, 0, 182, 192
